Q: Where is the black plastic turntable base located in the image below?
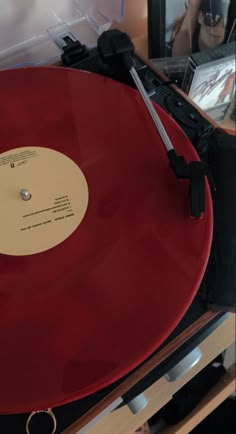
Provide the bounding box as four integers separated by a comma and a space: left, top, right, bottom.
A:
69, 48, 215, 151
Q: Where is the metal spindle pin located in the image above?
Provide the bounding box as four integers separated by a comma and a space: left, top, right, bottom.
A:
20, 189, 32, 201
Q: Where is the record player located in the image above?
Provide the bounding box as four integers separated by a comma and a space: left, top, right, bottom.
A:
0, 1, 235, 433
0, 1, 234, 310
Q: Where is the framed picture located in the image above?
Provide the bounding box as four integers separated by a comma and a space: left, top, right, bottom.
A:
189, 54, 236, 122
148, 0, 234, 58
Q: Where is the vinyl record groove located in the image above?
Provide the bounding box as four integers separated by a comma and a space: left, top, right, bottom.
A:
0, 67, 213, 413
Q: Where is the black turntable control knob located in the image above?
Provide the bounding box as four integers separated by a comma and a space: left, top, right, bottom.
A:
166, 95, 203, 130
188, 113, 198, 122
176, 100, 183, 108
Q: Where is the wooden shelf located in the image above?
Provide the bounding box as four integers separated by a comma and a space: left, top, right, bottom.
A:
157, 363, 236, 434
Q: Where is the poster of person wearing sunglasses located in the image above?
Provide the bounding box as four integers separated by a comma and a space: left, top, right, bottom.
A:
153, 0, 232, 57
170, 0, 231, 56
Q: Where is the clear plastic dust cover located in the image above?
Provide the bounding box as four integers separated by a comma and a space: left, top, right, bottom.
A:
0, 0, 124, 69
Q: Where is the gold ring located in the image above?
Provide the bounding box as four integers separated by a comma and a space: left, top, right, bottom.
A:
26, 409, 57, 434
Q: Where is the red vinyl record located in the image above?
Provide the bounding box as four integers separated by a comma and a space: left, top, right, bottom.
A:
0, 67, 213, 413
